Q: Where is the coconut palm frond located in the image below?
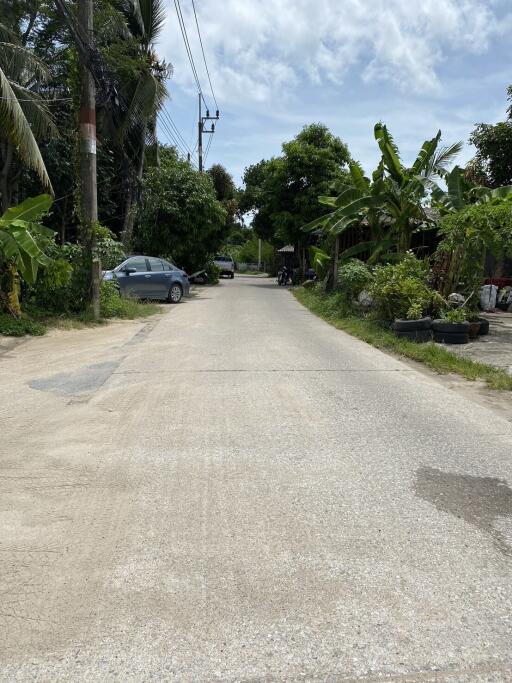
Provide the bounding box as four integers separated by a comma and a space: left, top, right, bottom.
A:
138, 0, 166, 43
10, 83, 57, 139
0, 42, 50, 84
0, 66, 52, 193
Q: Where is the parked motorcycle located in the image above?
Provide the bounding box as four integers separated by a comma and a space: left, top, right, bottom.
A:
277, 267, 291, 286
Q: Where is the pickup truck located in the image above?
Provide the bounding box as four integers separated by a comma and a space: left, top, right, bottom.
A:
214, 255, 235, 279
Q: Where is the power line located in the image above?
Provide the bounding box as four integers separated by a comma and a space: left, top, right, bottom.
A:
191, 0, 218, 110
203, 132, 213, 165
161, 108, 195, 158
158, 114, 189, 158
173, 0, 209, 110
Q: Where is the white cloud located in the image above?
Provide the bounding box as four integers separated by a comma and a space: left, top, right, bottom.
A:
160, 0, 508, 106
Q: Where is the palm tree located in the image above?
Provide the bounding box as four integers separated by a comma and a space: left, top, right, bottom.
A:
109, 0, 169, 247
0, 22, 55, 212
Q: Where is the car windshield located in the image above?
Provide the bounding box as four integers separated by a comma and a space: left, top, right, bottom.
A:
215, 256, 231, 262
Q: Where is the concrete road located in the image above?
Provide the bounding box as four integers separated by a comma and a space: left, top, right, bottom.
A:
1, 276, 512, 682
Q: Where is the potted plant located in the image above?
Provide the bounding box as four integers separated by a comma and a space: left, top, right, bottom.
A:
477, 317, 490, 336
466, 311, 482, 339
392, 303, 433, 342
432, 307, 470, 344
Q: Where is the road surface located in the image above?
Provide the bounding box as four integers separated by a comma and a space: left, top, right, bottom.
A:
1, 277, 512, 682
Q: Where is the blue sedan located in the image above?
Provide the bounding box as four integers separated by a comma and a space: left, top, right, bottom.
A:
103, 256, 190, 303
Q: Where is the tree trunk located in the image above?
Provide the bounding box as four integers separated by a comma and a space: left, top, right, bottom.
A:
121, 129, 146, 249
0, 264, 21, 317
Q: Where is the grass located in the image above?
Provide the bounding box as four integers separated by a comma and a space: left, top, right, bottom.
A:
294, 286, 512, 392
1, 297, 161, 338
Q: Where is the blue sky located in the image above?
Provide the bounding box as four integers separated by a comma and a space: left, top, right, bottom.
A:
158, 0, 512, 185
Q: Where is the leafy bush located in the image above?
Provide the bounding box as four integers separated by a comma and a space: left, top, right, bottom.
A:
338, 259, 373, 300
0, 312, 46, 336
369, 253, 436, 320
99, 280, 160, 319
100, 280, 125, 318
95, 226, 126, 270
444, 307, 468, 323
205, 260, 220, 284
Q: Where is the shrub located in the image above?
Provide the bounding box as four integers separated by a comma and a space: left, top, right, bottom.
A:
100, 280, 125, 318
444, 307, 468, 323
0, 312, 46, 336
205, 260, 221, 284
338, 259, 373, 300
95, 226, 126, 270
369, 253, 436, 320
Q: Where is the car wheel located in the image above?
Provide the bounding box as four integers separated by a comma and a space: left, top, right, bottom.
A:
168, 283, 183, 303
230, 272, 235, 279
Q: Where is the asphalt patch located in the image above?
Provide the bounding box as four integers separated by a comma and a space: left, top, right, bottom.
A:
29, 360, 121, 397
415, 466, 512, 556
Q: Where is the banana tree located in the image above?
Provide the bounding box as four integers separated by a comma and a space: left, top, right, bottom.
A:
0, 194, 54, 316
304, 123, 463, 263
374, 123, 462, 251
427, 165, 512, 214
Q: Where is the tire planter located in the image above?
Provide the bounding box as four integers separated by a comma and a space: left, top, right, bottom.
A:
394, 328, 433, 343
433, 331, 469, 344
468, 321, 481, 339
392, 317, 432, 343
478, 318, 490, 336
393, 317, 432, 331
432, 319, 470, 344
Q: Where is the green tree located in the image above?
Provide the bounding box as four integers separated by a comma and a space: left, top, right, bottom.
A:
135, 147, 227, 272
468, 87, 512, 188
240, 124, 351, 254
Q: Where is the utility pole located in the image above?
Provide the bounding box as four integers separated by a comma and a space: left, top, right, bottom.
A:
198, 94, 219, 172
77, 0, 100, 319
258, 238, 261, 272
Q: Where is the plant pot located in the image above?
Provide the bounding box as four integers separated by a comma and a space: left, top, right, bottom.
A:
477, 318, 490, 336
392, 317, 432, 343
468, 321, 481, 339
432, 319, 470, 344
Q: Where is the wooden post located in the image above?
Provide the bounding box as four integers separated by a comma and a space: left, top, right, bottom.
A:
332, 235, 340, 289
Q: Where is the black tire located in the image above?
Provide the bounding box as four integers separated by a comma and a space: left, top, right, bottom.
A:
433, 331, 469, 344
478, 318, 490, 336
394, 328, 432, 343
432, 319, 470, 334
168, 282, 183, 303
230, 272, 235, 279
393, 317, 432, 332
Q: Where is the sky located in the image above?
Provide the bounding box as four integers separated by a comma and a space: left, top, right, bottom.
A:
157, 0, 512, 186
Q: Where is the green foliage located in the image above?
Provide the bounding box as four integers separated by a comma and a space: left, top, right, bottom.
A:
309, 246, 331, 280
337, 259, 373, 299
136, 148, 228, 272
444, 308, 468, 323
436, 202, 512, 300
95, 225, 126, 269
0, 311, 46, 336
294, 286, 512, 391
469, 120, 512, 188
369, 253, 435, 320
204, 260, 221, 284
99, 280, 160, 319
307, 122, 462, 258
241, 124, 351, 247
0, 194, 54, 284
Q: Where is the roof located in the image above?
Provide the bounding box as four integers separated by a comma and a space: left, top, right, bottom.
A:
277, 244, 295, 253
